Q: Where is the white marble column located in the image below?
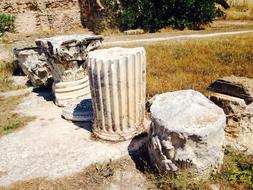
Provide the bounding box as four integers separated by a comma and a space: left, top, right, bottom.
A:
88, 47, 146, 141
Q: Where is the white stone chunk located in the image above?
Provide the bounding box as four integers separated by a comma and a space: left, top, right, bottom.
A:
148, 90, 226, 177
13, 47, 53, 87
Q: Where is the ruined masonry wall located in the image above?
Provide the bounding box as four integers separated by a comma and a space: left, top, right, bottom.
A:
0, 0, 82, 33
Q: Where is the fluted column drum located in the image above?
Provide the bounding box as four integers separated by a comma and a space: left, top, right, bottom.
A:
88, 47, 146, 141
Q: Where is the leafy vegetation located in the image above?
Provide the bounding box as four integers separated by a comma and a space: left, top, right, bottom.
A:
211, 147, 253, 189
0, 13, 15, 34
116, 0, 224, 32
95, 0, 226, 32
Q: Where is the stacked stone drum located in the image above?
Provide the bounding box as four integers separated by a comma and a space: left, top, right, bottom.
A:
88, 47, 146, 141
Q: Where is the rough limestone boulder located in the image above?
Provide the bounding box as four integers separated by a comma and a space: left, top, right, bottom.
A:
148, 90, 226, 177
13, 47, 53, 87
208, 76, 253, 154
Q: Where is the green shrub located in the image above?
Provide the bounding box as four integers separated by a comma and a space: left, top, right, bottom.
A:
120, 0, 224, 32
0, 13, 15, 34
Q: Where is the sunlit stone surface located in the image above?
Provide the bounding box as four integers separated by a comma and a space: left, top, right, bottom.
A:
36, 34, 103, 107
148, 90, 226, 178
88, 47, 146, 141
13, 47, 53, 87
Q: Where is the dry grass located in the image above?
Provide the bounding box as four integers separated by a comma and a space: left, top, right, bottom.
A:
144, 34, 253, 97
0, 95, 33, 137
224, 0, 253, 20
0, 61, 25, 92
225, 6, 253, 20
227, 0, 253, 7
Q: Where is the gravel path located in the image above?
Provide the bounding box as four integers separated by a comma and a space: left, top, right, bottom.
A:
0, 91, 146, 186
104, 29, 253, 46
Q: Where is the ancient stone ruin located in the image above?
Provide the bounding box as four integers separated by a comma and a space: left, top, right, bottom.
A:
62, 99, 93, 121
148, 90, 226, 177
0, 0, 82, 33
35, 34, 103, 107
88, 47, 147, 141
13, 47, 53, 88
208, 76, 253, 154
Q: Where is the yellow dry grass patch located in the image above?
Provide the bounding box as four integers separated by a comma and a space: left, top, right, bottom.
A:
0, 61, 25, 92
225, 6, 253, 20
0, 95, 34, 137
144, 34, 253, 97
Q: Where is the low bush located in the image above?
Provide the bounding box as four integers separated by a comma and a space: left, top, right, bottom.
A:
0, 13, 15, 34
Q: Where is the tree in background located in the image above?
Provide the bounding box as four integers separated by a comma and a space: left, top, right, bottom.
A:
81, 0, 229, 33
120, 0, 228, 32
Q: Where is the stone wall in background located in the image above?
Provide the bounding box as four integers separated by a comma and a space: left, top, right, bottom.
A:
0, 0, 82, 33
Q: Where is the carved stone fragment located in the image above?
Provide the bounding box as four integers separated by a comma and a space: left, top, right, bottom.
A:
88, 47, 146, 141
35, 34, 103, 107
13, 47, 53, 87
148, 90, 226, 177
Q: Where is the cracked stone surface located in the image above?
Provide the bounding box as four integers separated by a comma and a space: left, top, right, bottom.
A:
35, 34, 103, 106
148, 90, 226, 177
13, 47, 53, 87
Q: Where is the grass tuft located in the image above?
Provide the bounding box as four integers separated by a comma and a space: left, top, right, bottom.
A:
0, 61, 25, 92
0, 95, 34, 137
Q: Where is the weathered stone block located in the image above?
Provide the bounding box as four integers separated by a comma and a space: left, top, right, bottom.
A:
36, 34, 103, 107
148, 90, 226, 177
208, 76, 253, 154
88, 47, 146, 141
62, 99, 93, 122
208, 92, 246, 139
208, 76, 253, 105
13, 47, 53, 87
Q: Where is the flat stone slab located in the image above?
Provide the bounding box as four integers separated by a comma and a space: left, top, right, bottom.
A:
208, 76, 253, 104
0, 90, 146, 186
62, 99, 93, 122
